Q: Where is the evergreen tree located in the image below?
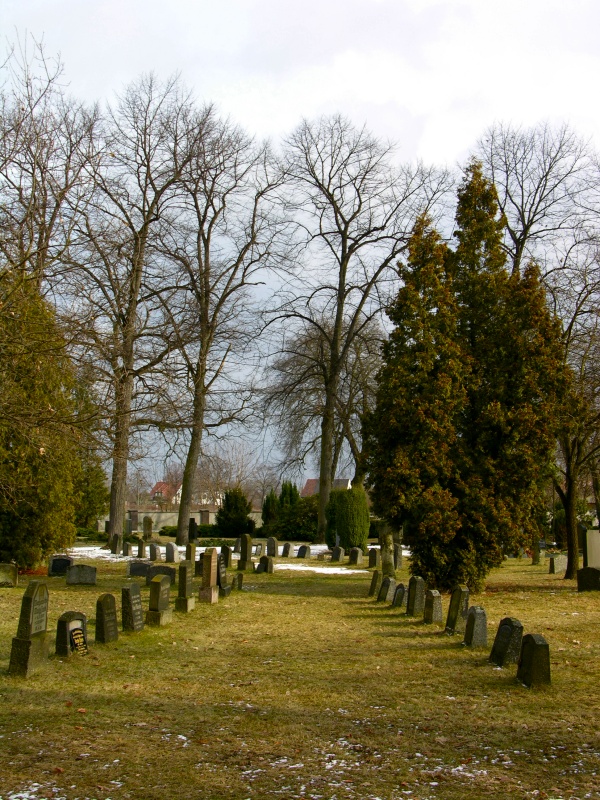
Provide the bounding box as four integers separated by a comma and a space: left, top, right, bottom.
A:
334, 486, 370, 553
214, 487, 254, 538
261, 488, 280, 529
279, 481, 300, 509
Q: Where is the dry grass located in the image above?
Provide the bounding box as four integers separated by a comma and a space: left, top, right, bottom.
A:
0, 551, 599, 800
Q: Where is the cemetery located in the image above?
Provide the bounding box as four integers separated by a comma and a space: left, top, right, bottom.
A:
1, 539, 599, 800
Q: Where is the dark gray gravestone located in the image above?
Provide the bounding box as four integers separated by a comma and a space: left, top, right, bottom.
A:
424, 590, 443, 624
406, 576, 426, 617
220, 545, 232, 568
378, 577, 397, 603
233, 572, 243, 590
165, 542, 180, 563
186, 542, 197, 563
95, 593, 118, 643
137, 540, 148, 559
66, 565, 97, 586
122, 541, 134, 557
368, 570, 382, 597
9, 581, 50, 676
255, 560, 265, 574
331, 546, 344, 562
369, 549, 381, 569
259, 555, 274, 574
127, 560, 152, 579
549, 555, 567, 574
577, 567, 600, 592
48, 555, 73, 577
56, 611, 88, 657
145, 565, 177, 586
195, 552, 205, 577
517, 634, 551, 686
297, 545, 311, 559
393, 543, 403, 569
281, 542, 292, 557
217, 555, 228, 588
254, 542, 265, 558
463, 606, 487, 647
266, 537, 278, 558
199, 548, 219, 603
146, 575, 173, 626
233, 537, 241, 553
188, 518, 198, 541
149, 543, 162, 562
128, 510, 138, 532
445, 585, 469, 634
392, 582, 407, 608
122, 584, 144, 631
0, 562, 18, 587
143, 516, 153, 539
110, 534, 123, 555
349, 548, 363, 566
489, 617, 523, 667
238, 534, 253, 571
175, 561, 195, 613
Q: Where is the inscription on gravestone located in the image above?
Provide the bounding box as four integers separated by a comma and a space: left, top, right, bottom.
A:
122, 583, 144, 631
95, 593, 118, 644
56, 611, 88, 657
9, 581, 50, 677
146, 575, 173, 626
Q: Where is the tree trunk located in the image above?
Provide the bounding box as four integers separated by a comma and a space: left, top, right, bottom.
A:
176, 382, 206, 545
108, 371, 133, 538
590, 463, 600, 525
555, 457, 580, 580
317, 388, 337, 542
379, 524, 395, 579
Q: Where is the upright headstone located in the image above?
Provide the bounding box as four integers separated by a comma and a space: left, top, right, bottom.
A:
238, 534, 253, 571
142, 516, 153, 539
392, 582, 407, 608
188, 518, 198, 541
266, 537, 278, 558
127, 560, 152, 579
199, 547, 219, 603
122, 583, 145, 631
445, 585, 469, 634
165, 542, 180, 563
175, 561, 195, 612
137, 540, 148, 559
122, 541, 134, 557
55, 611, 88, 657
8, 581, 49, 676
406, 576, 426, 617
220, 545, 232, 568
423, 590, 443, 624
368, 549, 381, 569
368, 569, 382, 597
393, 543, 403, 569
349, 548, 363, 567
297, 545, 311, 559
517, 633, 551, 687
233, 537, 241, 553
48, 554, 73, 577
254, 542, 266, 558
258, 555, 274, 574
377, 577, 397, 603
218, 555, 232, 597
149, 543, 162, 562
584, 529, 600, 568
195, 552, 205, 577
281, 542, 292, 557
548, 555, 567, 574
577, 567, 600, 592
331, 546, 344, 562
110, 534, 123, 555
66, 565, 97, 586
489, 617, 523, 667
463, 606, 487, 647
186, 542, 197, 563
233, 572, 244, 590
146, 575, 173, 626
0, 563, 18, 587
95, 593, 118, 643
145, 565, 177, 585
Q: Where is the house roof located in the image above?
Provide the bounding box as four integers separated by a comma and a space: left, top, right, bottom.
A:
150, 481, 180, 498
300, 478, 351, 497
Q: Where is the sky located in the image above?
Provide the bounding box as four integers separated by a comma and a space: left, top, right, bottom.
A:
2, 0, 600, 167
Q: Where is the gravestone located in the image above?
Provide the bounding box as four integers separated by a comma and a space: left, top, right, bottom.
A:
349, 548, 363, 567
146, 575, 173, 626
463, 606, 487, 647
297, 545, 311, 559
577, 567, 600, 592
122, 583, 145, 631
393, 543, 403, 569
281, 542, 292, 557
104, 520, 110, 534
331, 546, 344, 562
237, 534, 253, 571
195, 552, 205, 577
0, 563, 18, 587
128, 510, 138, 532
199, 548, 219, 603
584, 529, 600, 568
127, 560, 152, 579
392, 582, 407, 608
254, 542, 265, 558
48, 554, 73, 577
165, 542, 180, 563
137, 540, 148, 559
220, 545, 232, 568
406, 576, 426, 617
95, 593, 118, 643
369, 549, 381, 569
186, 542, 197, 563
8, 581, 50, 676
145, 565, 177, 586
423, 590, 443, 624
122, 541, 134, 557
149, 543, 162, 562
378, 577, 397, 603
258, 555, 274, 574
266, 537, 278, 558
55, 611, 88, 657
517, 633, 551, 686
549, 555, 567, 574
233, 537, 241, 553
66, 565, 97, 586
175, 561, 195, 612
368, 569, 382, 598
445, 585, 469, 634
218, 555, 232, 598
233, 573, 243, 590
188, 518, 198, 541
489, 617, 523, 667
110, 534, 123, 555
125, 519, 133, 536
142, 516, 153, 539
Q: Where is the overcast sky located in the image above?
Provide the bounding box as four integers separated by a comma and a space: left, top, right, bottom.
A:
2, 0, 600, 167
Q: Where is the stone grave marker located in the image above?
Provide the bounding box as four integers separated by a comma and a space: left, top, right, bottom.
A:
145, 565, 177, 586
393, 543, 403, 569
142, 516, 153, 539
137, 540, 148, 559
258, 555, 274, 574
516, 633, 551, 687
233, 573, 244, 590
297, 545, 311, 559
127, 560, 152, 579
0, 563, 18, 587
175, 561, 195, 612
369, 549, 381, 569
392, 583, 407, 608
188, 518, 198, 541
165, 542, 180, 563
122, 542, 134, 557
577, 567, 600, 591
445, 585, 469, 634
237, 534, 253, 571
331, 546, 344, 562
406, 576, 426, 617
489, 617, 523, 667
48, 554, 73, 577
266, 537, 278, 558
423, 590, 443, 624
195, 552, 204, 577
55, 611, 88, 657
549, 555, 567, 574
584, 529, 600, 568
254, 542, 266, 558
233, 537, 241, 553
186, 542, 197, 563
110, 534, 123, 555
368, 569, 382, 597
463, 606, 487, 647
149, 543, 163, 562
8, 581, 50, 676
95, 593, 118, 643
220, 545, 232, 568
218, 555, 232, 598
199, 548, 219, 603
66, 564, 97, 586
122, 583, 145, 631
146, 575, 173, 626
349, 548, 363, 566
281, 542, 292, 557
378, 577, 397, 603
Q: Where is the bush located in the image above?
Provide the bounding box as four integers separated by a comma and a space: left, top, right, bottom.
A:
159, 525, 178, 537
325, 489, 345, 549
269, 495, 319, 542
336, 487, 370, 552
214, 488, 255, 538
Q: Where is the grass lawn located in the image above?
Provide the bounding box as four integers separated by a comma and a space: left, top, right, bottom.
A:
0, 550, 599, 800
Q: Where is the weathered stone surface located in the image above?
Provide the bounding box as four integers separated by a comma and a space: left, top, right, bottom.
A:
331, 546, 344, 562
48, 555, 73, 577
281, 542, 292, 557
149, 543, 162, 562
348, 548, 363, 566
368, 570, 381, 597
297, 545, 311, 559
137, 540, 148, 559
9, 581, 50, 677
199, 548, 219, 602
392, 583, 407, 608
368, 549, 381, 569
122, 584, 144, 631
149, 575, 171, 611
489, 617, 523, 667
55, 611, 88, 656
0, 562, 18, 587
577, 567, 600, 592
145, 608, 173, 626
233, 573, 243, 590
406, 576, 426, 617
186, 542, 197, 563
175, 562, 195, 612
142, 516, 153, 538
378, 577, 397, 603
217, 555, 228, 588
445, 585, 469, 634
259, 555, 274, 574
66, 565, 97, 586
463, 606, 487, 648
165, 542, 180, 563
198, 586, 219, 603
127, 560, 152, 579
237, 534, 253, 571
266, 537, 278, 558
95, 593, 118, 643
393, 543, 403, 569
233, 537, 241, 553
145, 565, 177, 586
220, 545, 232, 568
423, 590, 443, 624
517, 633, 551, 686
548, 555, 567, 574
